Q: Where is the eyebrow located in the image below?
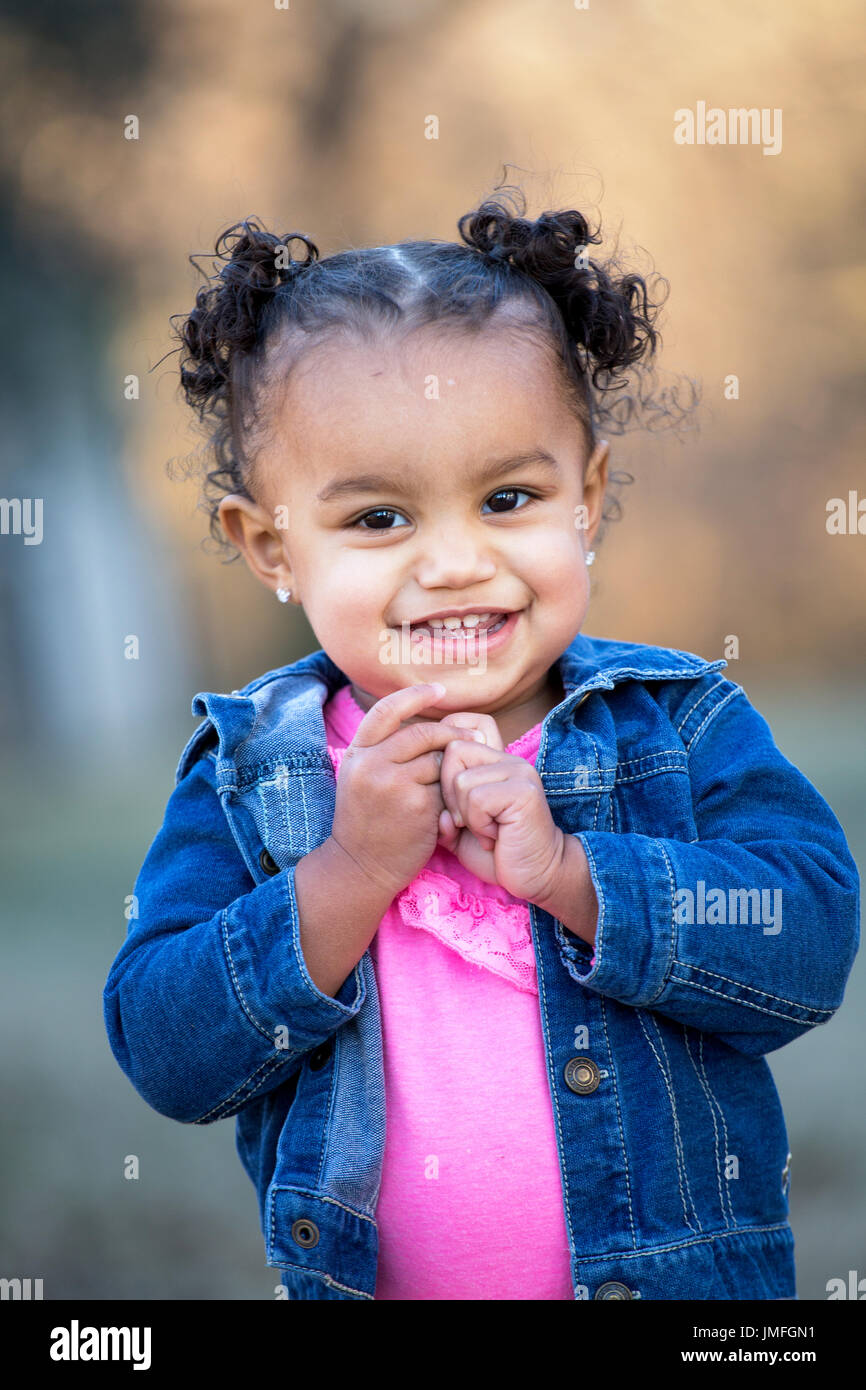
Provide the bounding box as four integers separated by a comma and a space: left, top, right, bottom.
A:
316, 450, 561, 504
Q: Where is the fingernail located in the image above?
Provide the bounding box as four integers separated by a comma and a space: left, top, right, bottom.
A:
430, 682, 446, 696
471, 731, 486, 743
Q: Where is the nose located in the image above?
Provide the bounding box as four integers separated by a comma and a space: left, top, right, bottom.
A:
414, 520, 497, 589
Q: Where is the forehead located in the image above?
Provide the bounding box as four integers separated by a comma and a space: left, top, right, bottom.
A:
262, 321, 578, 481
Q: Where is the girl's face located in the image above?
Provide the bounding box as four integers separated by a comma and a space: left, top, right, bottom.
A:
219, 322, 609, 733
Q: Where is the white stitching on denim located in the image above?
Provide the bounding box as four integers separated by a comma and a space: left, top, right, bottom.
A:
221, 907, 274, 1040
675, 678, 728, 733
531, 910, 576, 1254
675, 678, 729, 738
615, 751, 687, 771
583, 737, 603, 831
646, 840, 678, 1005
698, 1030, 736, 1226
651, 1014, 702, 1232
267, 1187, 378, 1289
321, 1275, 373, 1298
278, 1264, 373, 1299
256, 782, 271, 852
615, 764, 690, 784
636, 1013, 699, 1235
203, 1053, 288, 1121
315, 1030, 341, 1191
580, 839, 605, 975
545, 751, 686, 780
600, 995, 637, 1251
683, 1026, 732, 1230
667, 974, 828, 1025
269, 1186, 378, 1225
673, 961, 834, 1014
575, 1220, 792, 1262
196, 1050, 288, 1122
297, 771, 312, 855
684, 685, 745, 754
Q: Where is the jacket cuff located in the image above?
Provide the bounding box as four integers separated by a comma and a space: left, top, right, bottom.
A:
221, 862, 365, 1054
553, 831, 676, 1006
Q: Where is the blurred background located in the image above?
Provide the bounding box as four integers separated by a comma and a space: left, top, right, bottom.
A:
0, 0, 863, 1299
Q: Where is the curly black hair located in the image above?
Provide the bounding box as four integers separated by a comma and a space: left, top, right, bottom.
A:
169, 182, 698, 560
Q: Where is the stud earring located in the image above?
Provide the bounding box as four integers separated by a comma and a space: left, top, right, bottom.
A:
276, 586, 292, 603
585, 551, 595, 567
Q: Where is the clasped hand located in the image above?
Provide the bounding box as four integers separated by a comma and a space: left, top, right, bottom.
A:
333, 682, 596, 944
435, 709, 567, 909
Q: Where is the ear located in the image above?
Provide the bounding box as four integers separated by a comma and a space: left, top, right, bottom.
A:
582, 439, 610, 546
218, 494, 297, 599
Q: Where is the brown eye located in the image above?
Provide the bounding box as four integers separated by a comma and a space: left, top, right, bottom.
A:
483, 488, 533, 513
354, 508, 410, 529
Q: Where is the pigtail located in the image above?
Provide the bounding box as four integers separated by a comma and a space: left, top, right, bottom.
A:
457, 187, 665, 400
168, 218, 319, 555
176, 218, 319, 421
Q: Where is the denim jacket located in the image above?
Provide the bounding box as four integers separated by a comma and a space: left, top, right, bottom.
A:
103, 632, 860, 1300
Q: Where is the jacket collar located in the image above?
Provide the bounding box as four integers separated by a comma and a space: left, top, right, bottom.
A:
232, 630, 727, 702
179, 632, 727, 783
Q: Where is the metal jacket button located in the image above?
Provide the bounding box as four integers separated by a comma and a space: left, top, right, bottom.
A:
595, 1281, 633, 1299
259, 848, 280, 876
291, 1218, 319, 1249
564, 1056, 601, 1094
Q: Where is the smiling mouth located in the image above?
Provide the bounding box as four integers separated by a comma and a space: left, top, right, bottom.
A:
406, 612, 512, 637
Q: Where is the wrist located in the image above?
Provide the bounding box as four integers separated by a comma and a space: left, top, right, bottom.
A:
531, 832, 598, 948
319, 834, 403, 912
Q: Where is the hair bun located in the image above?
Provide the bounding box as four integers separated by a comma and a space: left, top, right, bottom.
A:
458, 186, 661, 388
216, 219, 318, 298
459, 192, 599, 281
176, 218, 320, 417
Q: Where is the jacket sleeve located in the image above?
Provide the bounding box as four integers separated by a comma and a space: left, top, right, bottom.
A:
103, 747, 364, 1124
553, 680, 860, 1056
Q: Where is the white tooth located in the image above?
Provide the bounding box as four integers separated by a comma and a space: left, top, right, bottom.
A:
429, 618, 445, 628
476, 613, 491, 623
460, 614, 481, 627
442, 616, 462, 629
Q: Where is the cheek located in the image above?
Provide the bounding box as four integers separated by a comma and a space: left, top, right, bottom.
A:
519, 528, 586, 593
302, 552, 387, 624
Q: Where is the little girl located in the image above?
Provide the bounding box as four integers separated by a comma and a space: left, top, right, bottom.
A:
104, 186, 860, 1301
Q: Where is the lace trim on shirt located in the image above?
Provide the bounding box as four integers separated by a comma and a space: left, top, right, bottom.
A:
395, 868, 538, 995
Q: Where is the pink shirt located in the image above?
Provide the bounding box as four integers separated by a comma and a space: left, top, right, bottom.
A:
323, 684, 575, 1300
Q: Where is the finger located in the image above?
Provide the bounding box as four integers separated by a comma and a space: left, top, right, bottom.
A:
350, 682, 448, 749
436, 806, 460, 853
452, 766, 512, 841
440, 739, 511, 825
385, 721, 487, 765
410, 749, 453, 786
439, 711, 505, 751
